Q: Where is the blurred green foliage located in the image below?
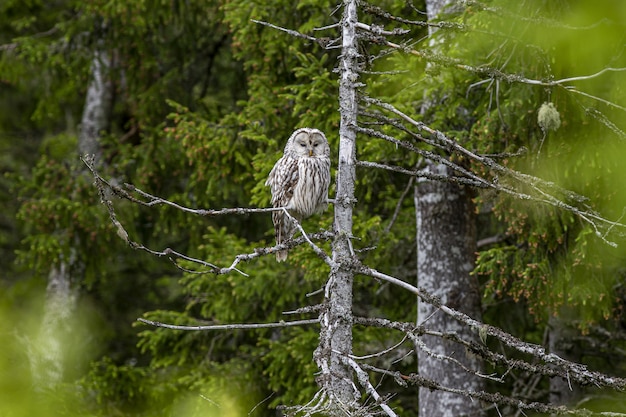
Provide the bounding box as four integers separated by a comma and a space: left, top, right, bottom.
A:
3, 0, 626, 415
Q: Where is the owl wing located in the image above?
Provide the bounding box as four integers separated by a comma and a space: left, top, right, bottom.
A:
266, 155, 300, 261
266, 155, 299, 208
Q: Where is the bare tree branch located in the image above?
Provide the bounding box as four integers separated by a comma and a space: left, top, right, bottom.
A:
383, 176, 415, 235
282, 208, 336, 267
356, 264, 626, 391
343, 356, 399, 417
251, 19, 339, 49
359, 97, 626, 245
358, 362, 626, 416
361, 2, 463, 30
137, 317, 319, 331
82, 155, 334, 276
357, 159, 488, 188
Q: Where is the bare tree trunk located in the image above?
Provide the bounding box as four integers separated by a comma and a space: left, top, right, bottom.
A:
315, 0, 358, 411
29, 46, 112, 390
415, 1, 485, 414
79, 48, 112, 160
29, 263, 76, 389
416, 163, 485, 417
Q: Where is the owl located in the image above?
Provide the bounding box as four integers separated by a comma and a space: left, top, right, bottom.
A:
265, 128, 331, 262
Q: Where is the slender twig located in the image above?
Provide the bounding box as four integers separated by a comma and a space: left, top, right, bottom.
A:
82, 155, 334, 276
355, 264, 626, 391
343, 356, 399, 417
377, 39, 626, 109
349, 335, 408, 360
137, 317, 318, 331
383, 176, 415, 235
82, 155, 283, 216
357, 363, 625, 417
282, 208, 336, 267
411, 331, 504, 382
566, 87, 626, 112
361, 2, 464, 30
360, 97, 626, 243
554, 67, 626, 84
126, 183, 284, 216
248, 392, 275, 416
251, 19, 337, 49
357, 159, 487, 188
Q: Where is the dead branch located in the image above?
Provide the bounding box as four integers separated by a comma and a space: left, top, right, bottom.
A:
359, 97, 626, 245
343, 356, 398, 417
357, 362, 625, 416
82, 155, 334, 276
137, 317, 318, 331
251, 19, 340, 49
356, 264, 626, 392
356, 159, 488, 188
82, 155, 283, 216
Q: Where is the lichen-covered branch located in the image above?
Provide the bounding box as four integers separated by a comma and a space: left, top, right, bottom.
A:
356, 264, 626, 391
82, 155, 334, 277
137, 317, 319, 331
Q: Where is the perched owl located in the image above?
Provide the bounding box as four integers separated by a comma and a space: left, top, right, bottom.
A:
265, 128, 331, 262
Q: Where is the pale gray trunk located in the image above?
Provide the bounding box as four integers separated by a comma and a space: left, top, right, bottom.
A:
315, 0, 358, 410
418, 5, 485, 412
78, 48, 112, 159
416, 163, 485, 417
29, 46, 112, 389
426, 0, 453, 22
29, 262, 76, 389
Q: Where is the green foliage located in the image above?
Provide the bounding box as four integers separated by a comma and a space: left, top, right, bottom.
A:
5, 0, 626, 414
0, 285, 102, 417
261, 327, 320, 407
14, 153, 116, 285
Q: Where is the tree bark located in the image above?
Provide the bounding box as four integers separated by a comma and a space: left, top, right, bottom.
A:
29, 263, 76, 389
78, 48, 112, 160
315, 0, 358, 410
415, 2, 486, 414
416, 167, 485, 417
30, 45, 112, 390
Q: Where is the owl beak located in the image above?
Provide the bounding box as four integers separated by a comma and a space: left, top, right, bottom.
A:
308, 149, 313, 157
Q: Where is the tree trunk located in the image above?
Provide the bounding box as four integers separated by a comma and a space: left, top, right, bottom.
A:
30, 46, 112, 390
416, 164, 485, 417
29, 263, 76, 389
78, 48, 112, 160
416, 1, 485, 415
314, 0, 358, 410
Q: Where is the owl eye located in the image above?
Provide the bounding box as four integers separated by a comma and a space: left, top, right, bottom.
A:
300, 142, 306, 147
313, 143, 319, 147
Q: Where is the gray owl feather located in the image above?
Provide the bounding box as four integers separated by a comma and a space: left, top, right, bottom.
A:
265, 128, 331, 261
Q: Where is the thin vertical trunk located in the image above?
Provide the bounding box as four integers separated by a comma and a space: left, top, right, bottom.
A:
316, 0, 358, 410
79, 48, 112, 160
29, 262, 76, 389
30, 46, 112, 390
416, 163, 485, 417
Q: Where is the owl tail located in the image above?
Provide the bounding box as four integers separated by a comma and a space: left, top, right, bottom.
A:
274, 213, 295, 262
276, 249, 289, 262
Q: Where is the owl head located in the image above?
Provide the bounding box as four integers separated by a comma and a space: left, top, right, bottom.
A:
285, 127, 330, 158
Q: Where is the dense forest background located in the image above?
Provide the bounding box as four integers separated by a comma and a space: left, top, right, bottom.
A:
3, 0, 626, 415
